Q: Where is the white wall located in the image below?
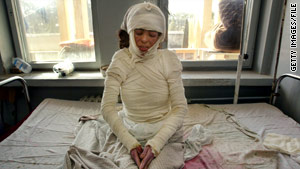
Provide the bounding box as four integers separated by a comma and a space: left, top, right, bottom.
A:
0, 0, 15, 74
253, 0, 284, 75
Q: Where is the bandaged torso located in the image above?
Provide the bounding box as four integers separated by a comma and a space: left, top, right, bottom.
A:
121, 52, 169, 123
101, 48, 187, 156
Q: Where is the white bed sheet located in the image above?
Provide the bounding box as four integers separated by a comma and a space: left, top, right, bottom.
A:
213, 103, 300, 169
0, 99, 101, 169
183, 103, 300, 169
0, 99, 299, 169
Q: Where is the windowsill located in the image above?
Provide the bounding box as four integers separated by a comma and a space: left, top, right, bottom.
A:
0, 70, 273, 87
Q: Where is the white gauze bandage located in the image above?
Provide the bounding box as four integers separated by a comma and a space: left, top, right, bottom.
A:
120, 2, 166, 60
101, 2, 168, 153
101, 3, 187, 157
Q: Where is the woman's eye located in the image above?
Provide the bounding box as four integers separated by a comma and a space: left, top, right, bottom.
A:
149, 31, 158, 37
135, 30, 144, 35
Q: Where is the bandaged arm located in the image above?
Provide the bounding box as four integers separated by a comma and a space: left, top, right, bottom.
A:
100, 54, 141, 152
146, 52, 188, 156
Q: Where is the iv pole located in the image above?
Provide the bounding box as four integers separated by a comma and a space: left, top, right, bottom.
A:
234, 0, 248, 104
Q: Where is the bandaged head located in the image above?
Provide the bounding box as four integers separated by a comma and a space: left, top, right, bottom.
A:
121, 2, 166, 59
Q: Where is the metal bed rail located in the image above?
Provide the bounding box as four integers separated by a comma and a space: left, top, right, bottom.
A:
0, 76, 31, 113
270, 73, 300, 105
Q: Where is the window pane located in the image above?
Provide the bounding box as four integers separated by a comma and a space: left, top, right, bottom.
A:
168, 0, 243, 61
19, 0, 95, 63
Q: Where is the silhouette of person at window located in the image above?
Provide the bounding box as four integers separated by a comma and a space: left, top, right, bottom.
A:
205, 0, 243, 52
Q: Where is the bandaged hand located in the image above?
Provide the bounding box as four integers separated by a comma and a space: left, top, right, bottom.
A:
140, 145, 155, 169
78, 114, 99, 122
130, 145, 143, 167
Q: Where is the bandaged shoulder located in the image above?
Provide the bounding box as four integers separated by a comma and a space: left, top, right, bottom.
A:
160, 50, 183, 81
106, 49, 132, 82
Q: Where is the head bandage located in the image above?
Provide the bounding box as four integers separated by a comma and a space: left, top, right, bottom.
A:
121, 2, 166, 41
121, 2, 166, 59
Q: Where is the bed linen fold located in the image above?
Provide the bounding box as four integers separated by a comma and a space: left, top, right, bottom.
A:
64, 116, 185, 169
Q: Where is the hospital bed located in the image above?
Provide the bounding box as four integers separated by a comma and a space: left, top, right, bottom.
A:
0, 74, 299, 169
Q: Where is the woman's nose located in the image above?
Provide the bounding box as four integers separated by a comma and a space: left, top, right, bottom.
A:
141, 34, 149, 43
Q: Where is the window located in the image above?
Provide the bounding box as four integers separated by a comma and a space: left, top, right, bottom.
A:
162, 0, 259, 69
7, 0, 97, 69
7, 0, 260, 70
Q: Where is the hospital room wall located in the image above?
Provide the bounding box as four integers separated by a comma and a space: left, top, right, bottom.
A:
276, 0, 300, 122
0, 0, 14, 74
253, 0, 284, 75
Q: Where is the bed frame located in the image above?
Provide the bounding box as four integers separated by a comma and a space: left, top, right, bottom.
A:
0, 76, 31, 110
0, 76, 31, 128
270, 73, 300, 105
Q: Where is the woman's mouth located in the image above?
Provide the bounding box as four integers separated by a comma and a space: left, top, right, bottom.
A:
139, 46, 148, 52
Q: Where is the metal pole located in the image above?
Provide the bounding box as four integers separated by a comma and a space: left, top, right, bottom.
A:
234, 0, 248, 104
0, 76, 31, 112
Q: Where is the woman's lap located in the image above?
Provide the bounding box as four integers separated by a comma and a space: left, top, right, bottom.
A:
69, 119, 184, 169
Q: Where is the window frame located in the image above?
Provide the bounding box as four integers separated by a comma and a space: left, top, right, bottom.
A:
6, 0, 101, 70
159, 0, 261, 70
6, 0, 261, 71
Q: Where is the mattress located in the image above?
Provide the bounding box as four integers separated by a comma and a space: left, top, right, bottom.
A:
0, 98, 299, 169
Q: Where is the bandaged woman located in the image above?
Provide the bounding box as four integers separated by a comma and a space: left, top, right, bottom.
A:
67, 2, 188, 169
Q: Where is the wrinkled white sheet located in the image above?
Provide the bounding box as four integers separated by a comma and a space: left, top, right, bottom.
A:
66, 117, 185, 169
0, 99, 299, 169
0, 99, 101, 169
184, 104, 278, 169
184, 124, 213, 161
263, 133, 300, 156
211, 103, 300, 169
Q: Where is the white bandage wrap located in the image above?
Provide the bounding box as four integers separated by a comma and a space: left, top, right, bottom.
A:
120, 2, 166, 40
101, 49, 187, 155
100, 2, 187, 156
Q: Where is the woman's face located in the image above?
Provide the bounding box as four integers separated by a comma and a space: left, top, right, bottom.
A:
134, 29, 160, 53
